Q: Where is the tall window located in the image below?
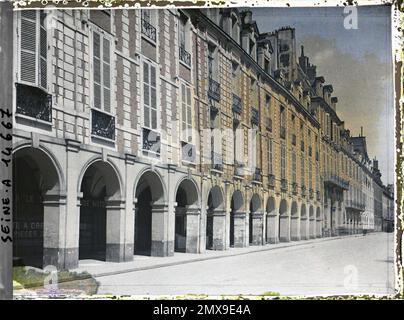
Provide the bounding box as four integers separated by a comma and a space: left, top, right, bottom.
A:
179, 17, 186, 49
268, 139, 273, 175
281, 143, 286, 180
181, 83, 192, 143
309, 161, 313, 190
93, 30, 111, 112
208, 43, 217, 80
19, 10, 48, 89
292, 152, 296, 184
143, 61, 157, 130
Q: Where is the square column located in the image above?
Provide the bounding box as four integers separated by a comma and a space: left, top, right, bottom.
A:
309, 218, 316, 239
300, 217, 309, 240
185, 206, 200, 253
106, 199, 126, 262
151, 202, 171, 257
233, 212, 247, 247
279, 215, 290, 242
211, 210, 226, 250
290, 216, 300, 241
43, 193, 67, 269
251, 212, 264, 245
316, 218, 322, 237
266, 213, 279, 244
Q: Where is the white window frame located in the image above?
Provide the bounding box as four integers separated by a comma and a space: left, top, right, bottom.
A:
17, 10, 49, 91
89, 24, 114, 113
180, 82, 193, 144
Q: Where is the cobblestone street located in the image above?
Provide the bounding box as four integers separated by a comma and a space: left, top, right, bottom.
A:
94, 232, 395, 297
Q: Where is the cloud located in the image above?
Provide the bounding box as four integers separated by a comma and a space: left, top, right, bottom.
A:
300, 35, 394, 183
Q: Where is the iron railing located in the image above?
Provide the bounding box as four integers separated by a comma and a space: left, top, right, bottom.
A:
208, 78, 221, 102
251, 107, 259, 126
141, 18, 156, 42
91, 109, 115, 140
142, 127, 161, 154
268, 174, 275, 188
211, 151, 223, 171
179, 45, 191, 66
281, 178, 288, 191
252, 167, 262, 182
324, 173, 349, 190
280, 126, 286, 139
232, 93, 242, 114
16, 83, 52, 122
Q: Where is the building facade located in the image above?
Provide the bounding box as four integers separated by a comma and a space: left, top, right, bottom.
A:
11, 8, 393, 270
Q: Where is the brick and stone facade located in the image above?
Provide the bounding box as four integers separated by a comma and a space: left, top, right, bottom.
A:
11, 8, 393, 270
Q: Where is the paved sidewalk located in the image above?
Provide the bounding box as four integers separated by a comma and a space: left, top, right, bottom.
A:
72, 233, 366, 278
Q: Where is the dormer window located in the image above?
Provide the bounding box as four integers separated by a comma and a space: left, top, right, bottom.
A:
231, 14, 239, 43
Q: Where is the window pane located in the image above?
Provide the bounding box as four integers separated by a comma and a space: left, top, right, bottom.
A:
151, 109, 157, 129
150, 66, 156, 87
143, 62, 149, 84
144, 105, 150, 127
151, 88, 156, 109
94, 83, 101, 109
103, 62, 110, 89
93, 32, 100, 58
103, 38, 110, 63
103, 88, 110, 112
143, 84, 149, 106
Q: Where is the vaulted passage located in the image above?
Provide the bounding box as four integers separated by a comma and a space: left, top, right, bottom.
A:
13, 148, 60, 268
290, 201, 299, 241
249, 193, 263, 245
79, 161, 121, 261
279, 199, 290, 242
300, 204, 308, 240
134, 171, 166, 256
175, 179, 199, 253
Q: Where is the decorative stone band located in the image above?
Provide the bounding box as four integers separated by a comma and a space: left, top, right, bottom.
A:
42, 193, 67, 206
232, 211, 246, 219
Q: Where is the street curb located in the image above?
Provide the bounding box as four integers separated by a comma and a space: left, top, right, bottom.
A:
90, 233, 368, 279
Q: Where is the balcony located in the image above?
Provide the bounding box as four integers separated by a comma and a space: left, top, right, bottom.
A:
179, 45, 191, 67
234, 160, 244, 176
251, 107, 259, 126
91, 109, 115, 141
266, 117, 272, 132
324, 173, 349, 190
252, 167, 262, 182
280, 126, 286, 139
16, 83, 52, 122
309, 188, 314, 199
292, 182, 298, 195
211, 151, 223, 171
232, 94, 242, 115
208, 78, 221, 102
141, 18, 156, 42
181, 141, 195, 163
301, 141, 305, 152
308, 146, 312, 157
281, 178, 288, 191
301, 185, 306, 197
142, 128, 161, 154
292, 134, 296, 146
345, 200, 365, 211
268, 174, 275, 188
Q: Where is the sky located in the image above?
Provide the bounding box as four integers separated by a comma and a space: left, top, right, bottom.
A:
251, 6, 394, 185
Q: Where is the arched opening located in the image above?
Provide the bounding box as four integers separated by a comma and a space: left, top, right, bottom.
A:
175, 179, 199, 253
279, 199, 289, 242
79, 161, 121, 261
206, 186, 224, 250
290, 201, 299, 241
249, 193, 261, 245
309, 205, 315, 238
230, 190, 244, 247
300, 203, 308, 240
13, 148, 61, 268
134, 170, 165, 256
265, 197, 276, 243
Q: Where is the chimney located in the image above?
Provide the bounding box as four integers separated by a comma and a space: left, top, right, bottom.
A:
243, 10, 252, 24
360, 126, 363, 137
373, 158, 379, 170
331, 97, 338, 111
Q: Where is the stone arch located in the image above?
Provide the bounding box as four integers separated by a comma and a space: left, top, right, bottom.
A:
300, 203, 309, 240
278, 199, 290, 242
230, 190, 245, 247
134, 169, 167, 256
79, 160, 123, 261
249, 193, 263, 245
206, 185, 225, 250
290, 201, 300, 241
174, 178, 200, 253
13, 146, 64, 268
309, 205, 316, 239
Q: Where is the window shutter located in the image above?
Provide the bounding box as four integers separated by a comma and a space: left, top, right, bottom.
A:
20, 11, 37, 84
103, 37, 111, 112
93, 31, 101, 109
39, 11, 47, 89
